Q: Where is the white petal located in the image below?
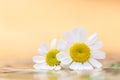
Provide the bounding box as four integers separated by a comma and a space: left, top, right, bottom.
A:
90, 42, 103, 50
38, 48, 43, 54
38, 43, 48, 55
89, 58, 102, 68
70, 62, 83, 70
91, 51, 106, 59
83, 62, 93, 70
56, 52, 69, 61
50, 38, 57, 49
49, 66, 56, 70
64, 32, 74, 44
49, 66, 61, 70
72, 28, 86, 42
72, 28, 80, 42
54, 66, 61, 70
34, 64, 41, 70
69, 62, 77, 70
41, 65, 50, 70
57, 52, 72, 65
34, 64, 50, 70
57, 40, 67, 51
33, 56, 45, 63
77, 63, 84, 70
86, 34, 99, 45
61, 57, 72, 65
38, 48, 48, 55
79, 28, 86, 42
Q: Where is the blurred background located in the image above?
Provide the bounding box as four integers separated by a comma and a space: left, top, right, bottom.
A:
0, 0, 120, 65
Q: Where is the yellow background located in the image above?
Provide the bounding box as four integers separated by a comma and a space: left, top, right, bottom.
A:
0, 0, 120, 62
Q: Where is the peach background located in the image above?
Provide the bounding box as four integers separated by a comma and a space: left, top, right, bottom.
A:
0, 0, 120, 62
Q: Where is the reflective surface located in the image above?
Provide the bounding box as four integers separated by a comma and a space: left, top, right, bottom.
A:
0, 61, 120, 80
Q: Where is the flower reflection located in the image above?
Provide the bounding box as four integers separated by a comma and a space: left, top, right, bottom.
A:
46, 71, 59, 80
34, 70, 64, 80
71, 69, 105, 80
90, 69, 105, 80
34, 69, 105, 80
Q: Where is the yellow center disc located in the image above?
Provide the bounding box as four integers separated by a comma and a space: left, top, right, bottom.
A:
70, 43, 90, 63
46, 49, 60, 66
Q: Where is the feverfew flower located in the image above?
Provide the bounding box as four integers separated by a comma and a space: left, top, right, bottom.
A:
33, 39, 67, 70
57, 28, 106, 70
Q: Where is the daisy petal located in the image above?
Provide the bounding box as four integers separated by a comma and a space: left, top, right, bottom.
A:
79, 28, 86, 42
89, 58, 102, 68
34, 64, 50, 70
90, 42, 103, 50
77, 63, 84, 70
34, 64, 41, 70
38, 43, 48, 55
69, 62, 77, 70
70, 62, 82, 70
50, 38, 57, 49
56, 52, 69, 61
38, 48, 47, 55
49, 66, 56, 70
72, 28, 86, 42
57, 52, 72, 65
64, 32, 74, 44
83, 62, 93, 70
61, 57, 72, 65
86, 34, 98, 45
72, 28, 80, 42
57, 40, 67, 51
54, 66, 61, 70
33, 56, 45, 63
91, 51, 106, 59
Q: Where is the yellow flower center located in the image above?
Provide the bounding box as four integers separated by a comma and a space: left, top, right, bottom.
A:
46, 49, 60, 66
70, 43, 90, 63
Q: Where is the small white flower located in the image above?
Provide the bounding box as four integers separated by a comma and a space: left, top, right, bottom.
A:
57, 28, 106, 70
33, 39, 67, 70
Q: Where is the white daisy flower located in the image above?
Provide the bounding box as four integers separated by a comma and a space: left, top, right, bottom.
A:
33, 39, 67, 70
57, 28, 106, 70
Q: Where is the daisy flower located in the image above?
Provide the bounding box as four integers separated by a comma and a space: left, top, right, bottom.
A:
33, 39, 67, 70
57, 28, 106, 70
